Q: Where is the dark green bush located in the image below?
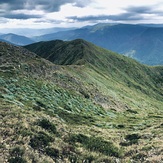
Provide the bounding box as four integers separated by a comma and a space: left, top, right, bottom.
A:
8, 147, 26, 163
45, 147, 59, 158
36, 101, 47, 109
19, 128, 32, 137
132, 153, 146, 161
8, 157, 27, 163
85, 136, 120, 157
79, 89, 90, 99
125, 133, 140, 144
33, 105, 42, 111
56, 110, 95, 125
68, 134, 122, 157
64, 104, 72, 112
117, 124, 125, 128
9, 147, 25, 157
38, 119, 57, 134
68, 134, 88, 144
29, 131, 54, 150
120, 133, 140, 146
83, 155, 95, 162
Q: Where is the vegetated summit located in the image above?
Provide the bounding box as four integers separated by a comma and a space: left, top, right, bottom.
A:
25, 39, 163, 100
1, 40, 163, 162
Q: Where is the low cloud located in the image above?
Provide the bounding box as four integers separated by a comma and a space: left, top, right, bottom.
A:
126, 6, 163, 16
34, 19, 64, 24
126, 6, 152, 14
67, 5, 163, 23
68, 13, 143, 23
3, 13, 42, 20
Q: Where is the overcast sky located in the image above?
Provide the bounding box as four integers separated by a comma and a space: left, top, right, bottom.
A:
0, 0, 163, 29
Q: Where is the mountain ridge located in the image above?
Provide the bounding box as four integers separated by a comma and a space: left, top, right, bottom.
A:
25, 39, 163, 100
0, 33, 35, 45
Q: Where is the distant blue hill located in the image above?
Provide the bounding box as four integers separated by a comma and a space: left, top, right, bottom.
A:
33, 23, 163, 65
0, 33, 35, 46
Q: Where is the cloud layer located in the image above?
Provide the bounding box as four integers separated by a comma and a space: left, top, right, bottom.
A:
0, 0, 92, 11
0, 0, 163, 28
0, 0, 92, 19
67, 5, 163, 23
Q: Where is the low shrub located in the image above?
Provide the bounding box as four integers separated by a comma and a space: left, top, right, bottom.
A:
85, 136, 121, 157
45, 147, 59, 158
9, 147, 25, 157
56, 110, 95, 125
68, 134, 88, 144
62, 145, 76, 156
37, 119, 57, 134
83, 155, 95, 162
120, 133, 140, 146
8, 147, 26, 163
68, 134, 122, 157
132, 153, 147, 162
29, 131, 54, 150
36, 101, 47, 109
125, 133, 140, 144
117, 124, 125, 129
8, 157, 27, 163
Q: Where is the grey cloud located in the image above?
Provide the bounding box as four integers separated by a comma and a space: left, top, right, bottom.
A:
111, 13, 143, 21
4, 13, 42, 19
0, 0, 92, 12
0, 0, 92, 20
126, 6, 152, 14
126, 6, 163, 16
68, 13, 143, 22
34, 19, 64, 24
67, 5, 163, 23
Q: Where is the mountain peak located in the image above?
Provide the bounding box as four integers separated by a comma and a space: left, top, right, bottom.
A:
25, 39, 92, 65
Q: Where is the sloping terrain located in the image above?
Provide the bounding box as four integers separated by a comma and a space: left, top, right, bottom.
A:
1, 40, 163, 162
118, 27, 163, 65
33, 23, 163, 65
25, 39, 163, 102
0, 33, 34, 46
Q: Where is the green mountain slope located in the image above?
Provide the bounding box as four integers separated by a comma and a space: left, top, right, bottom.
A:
1, 41, 163, 162
25, 39, 163, 102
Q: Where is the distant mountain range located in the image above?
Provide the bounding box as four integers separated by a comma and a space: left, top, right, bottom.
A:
0, 33, 34, 45
1, 23, 163, 65
0, 27, 76, 37
33, 23, 163, 65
